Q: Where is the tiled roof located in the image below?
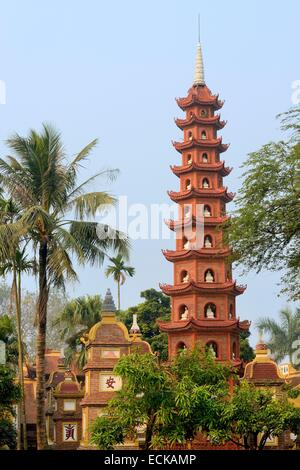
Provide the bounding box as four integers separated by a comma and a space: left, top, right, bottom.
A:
243, 343, 284, 384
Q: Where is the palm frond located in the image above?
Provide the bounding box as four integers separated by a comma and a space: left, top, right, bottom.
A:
69, 191, 116, 220
68, 139, 98, 169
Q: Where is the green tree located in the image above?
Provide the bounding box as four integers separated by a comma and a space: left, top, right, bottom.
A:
256, 307, 300, 368
224, 107, 300, 300
119, 289, 170, 360
153, 348, 234, 449
105, 255, 135, 311
0, 365, 21, 449
53, 294, 102, 368
0, 315, 18, 365
0, 246, 35, 450
240, 330, 255, 362
90, 348, 234, 450
0, 123, 129, 449
209, 380, 300, 450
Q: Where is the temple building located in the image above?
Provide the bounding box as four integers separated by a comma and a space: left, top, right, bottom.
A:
45, 356, 84, 449
23, 349, 83, 449
158, 40, 250, 363
79, 289, 152, 449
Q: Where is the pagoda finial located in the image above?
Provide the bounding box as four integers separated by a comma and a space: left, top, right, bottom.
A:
102, 288, 116, 313
130, 313, 141, 336
193, 15, 205, 86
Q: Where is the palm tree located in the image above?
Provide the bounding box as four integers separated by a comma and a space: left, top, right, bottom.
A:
105, 255, 135, 311
0, 124, 129, 449
0, 247, 35, 450
0, 196, 34, 449
53, 294, 102, 369
256, 307, 300, 368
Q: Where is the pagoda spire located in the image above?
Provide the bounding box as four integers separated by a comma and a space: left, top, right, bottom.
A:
193, 16, 205, 86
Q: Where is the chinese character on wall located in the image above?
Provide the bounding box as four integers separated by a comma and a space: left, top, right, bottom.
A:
99, 374, 122, 391
63, 423, 77, 441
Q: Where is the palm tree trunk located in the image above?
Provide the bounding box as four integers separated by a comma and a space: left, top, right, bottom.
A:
17, 269, 27, 450
13, 269, 27, 450
36, 241, 49, 450
117, 280, 120, 311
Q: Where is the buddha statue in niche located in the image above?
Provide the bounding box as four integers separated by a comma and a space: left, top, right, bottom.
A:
203, 206, 211, 217
180, 306, 189, 320
202, 178, 209, 189
204, 236, 212, 248
205, 270, 214, 283
205, 304, 216, 319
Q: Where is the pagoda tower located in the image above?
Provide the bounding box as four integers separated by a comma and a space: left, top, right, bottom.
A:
158, 41, 250, 364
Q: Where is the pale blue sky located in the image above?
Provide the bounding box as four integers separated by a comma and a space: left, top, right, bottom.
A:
0, 0, 299, 346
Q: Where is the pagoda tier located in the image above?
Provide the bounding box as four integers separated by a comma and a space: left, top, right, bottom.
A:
159, 42, 248, 363
165, 214, 229, 231
176, 87, 224, 111
162, 248, 231, 261
175, 113, 226, 130
160, 280, 246, 296
171, 161, 232, 177
158, 318, 250, 334
168, 187, 235, 203
173, 137, 229, 153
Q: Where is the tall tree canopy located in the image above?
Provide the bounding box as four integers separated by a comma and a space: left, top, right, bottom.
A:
224, 107, 300, 300
90, 350, 300, 451
210, 380, 300, 450
105, 255, 135, 310
90, 348, 234, 450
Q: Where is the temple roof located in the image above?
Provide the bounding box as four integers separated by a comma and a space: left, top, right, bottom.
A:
176, 84, 224, 110
173, 137, 229, 153
165, 214, 229, 231
162, 247, 231, 261
171, 161, 232, 177
168, 186, 235, 203
54, 371, 83, 397
160, 279, 246, 296
157, 317, 250, 333
243, 342, 285, 385
175, 113, 226, 130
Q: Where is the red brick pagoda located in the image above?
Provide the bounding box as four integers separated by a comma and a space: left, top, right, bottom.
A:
158, 41, 250, 364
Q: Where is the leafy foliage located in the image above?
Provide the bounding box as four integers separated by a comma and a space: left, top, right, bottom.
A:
90, 348, 234, 450
224, 107, 300, 300
210, 380, 300, 450
240, 330, 255, 362
0, 365, 21, 448
0, 315, 19, 365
